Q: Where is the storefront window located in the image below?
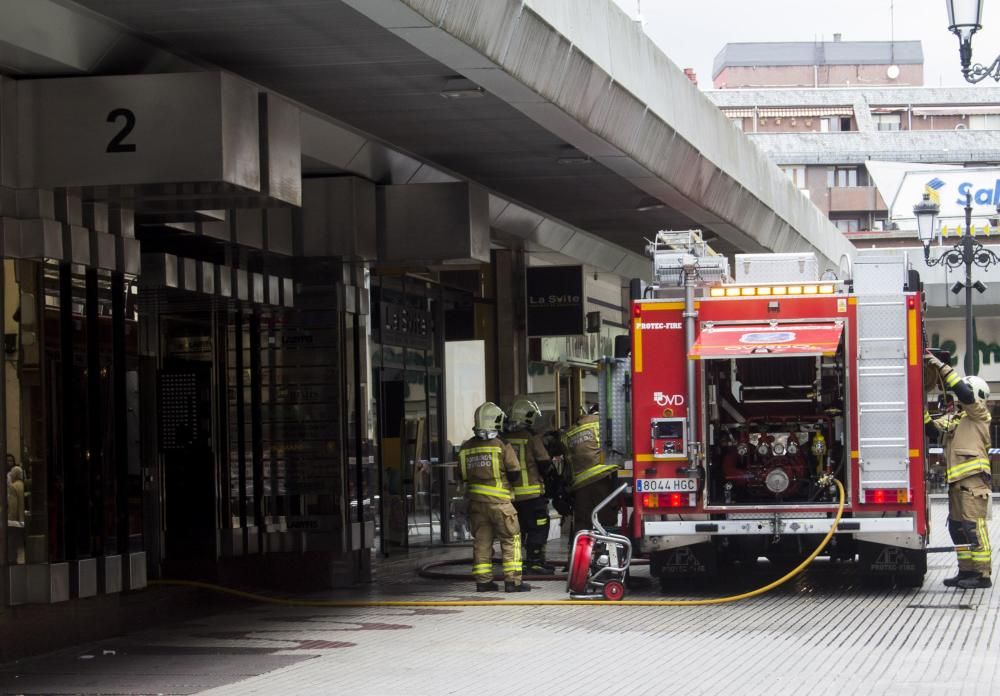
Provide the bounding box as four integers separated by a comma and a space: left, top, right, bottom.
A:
260, 308, 289, 531
5, 260, 48, 566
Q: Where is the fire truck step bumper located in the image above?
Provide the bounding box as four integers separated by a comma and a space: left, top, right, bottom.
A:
644, 516, 914, 539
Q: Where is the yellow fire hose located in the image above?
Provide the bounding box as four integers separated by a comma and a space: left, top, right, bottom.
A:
150, 479, 845, 607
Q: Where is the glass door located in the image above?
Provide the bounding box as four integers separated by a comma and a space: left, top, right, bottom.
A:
371, 276, 448, 553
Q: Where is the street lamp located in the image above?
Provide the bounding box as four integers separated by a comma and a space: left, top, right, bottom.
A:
914, 191, 1000, 374
945, 0, 1000, 82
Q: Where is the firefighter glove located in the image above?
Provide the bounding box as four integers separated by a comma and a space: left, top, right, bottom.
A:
924, 350, 945, 370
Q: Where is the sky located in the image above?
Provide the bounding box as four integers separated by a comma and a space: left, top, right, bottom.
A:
611, 0, 1000, 89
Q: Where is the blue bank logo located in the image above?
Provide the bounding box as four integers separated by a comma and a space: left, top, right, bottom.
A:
926, 178, 945, 191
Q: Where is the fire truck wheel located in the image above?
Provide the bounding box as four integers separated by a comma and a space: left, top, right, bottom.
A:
602, 580, 625, 601
861, 574, 892, 590
659, 576, 705, 594
893, 572, 926, 589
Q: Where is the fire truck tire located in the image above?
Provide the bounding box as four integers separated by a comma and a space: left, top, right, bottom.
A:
893, 572, 925, 589
658, 575, 713, 594
602, 580, 625, 601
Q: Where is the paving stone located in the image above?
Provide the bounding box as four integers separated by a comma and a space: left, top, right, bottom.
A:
1, 500, 996, 695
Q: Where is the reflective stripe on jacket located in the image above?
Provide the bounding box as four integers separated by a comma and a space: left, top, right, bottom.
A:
947, 457, 991, 483
458, 440, 515, 503
929, 400, 992, 484
504, 433, 544, 501
561, 415, 617, 491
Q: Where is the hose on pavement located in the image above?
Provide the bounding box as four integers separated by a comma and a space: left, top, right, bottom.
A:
150, 479, 845, 607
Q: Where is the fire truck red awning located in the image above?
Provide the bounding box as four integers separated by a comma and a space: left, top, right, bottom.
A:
689, 322, 845, 359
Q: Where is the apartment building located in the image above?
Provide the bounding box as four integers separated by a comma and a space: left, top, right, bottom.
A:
708, 39, 1000, 238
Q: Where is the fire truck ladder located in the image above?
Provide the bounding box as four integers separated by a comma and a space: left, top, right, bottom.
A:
853, 253, 912, 498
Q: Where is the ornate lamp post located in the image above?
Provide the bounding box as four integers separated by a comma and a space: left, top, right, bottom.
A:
945, 0, 1000, 82
914, 191, 1000, 374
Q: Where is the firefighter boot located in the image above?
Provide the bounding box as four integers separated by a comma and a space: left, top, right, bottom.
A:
476, 581, 500, 592
538, 547, 559, 573
527, 548, 555, 576
505, 581, 532, 593
942, 570, 978, 587
956, 573, 992, 590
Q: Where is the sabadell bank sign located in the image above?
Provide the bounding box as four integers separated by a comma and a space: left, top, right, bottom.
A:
892, 168, 1000, 223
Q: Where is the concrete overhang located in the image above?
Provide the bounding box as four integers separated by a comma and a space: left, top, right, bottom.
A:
0, 0, 648, 278
299, 110, 650, 279
340, 0, 855, 269
33, 0, 853, 270
0, 0, 196, 75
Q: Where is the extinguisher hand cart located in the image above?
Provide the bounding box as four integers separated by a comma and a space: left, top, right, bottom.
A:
566, 482, 633, 601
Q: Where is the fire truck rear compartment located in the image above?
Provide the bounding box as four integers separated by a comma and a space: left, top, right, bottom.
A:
704, 352, 846, 506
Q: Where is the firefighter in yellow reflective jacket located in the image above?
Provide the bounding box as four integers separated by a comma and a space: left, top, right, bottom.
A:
503, 397, 555, 575
925, 352, 993, 589
457, 402, 531, 593
562, 404, 620, 533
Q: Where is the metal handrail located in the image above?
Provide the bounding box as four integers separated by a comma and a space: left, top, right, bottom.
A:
591, 482, 629, 535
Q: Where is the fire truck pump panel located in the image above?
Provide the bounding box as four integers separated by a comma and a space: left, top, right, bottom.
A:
706, 353, 845, 505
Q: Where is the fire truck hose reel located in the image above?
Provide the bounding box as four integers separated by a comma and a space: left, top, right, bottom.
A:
150, 479, 846, 607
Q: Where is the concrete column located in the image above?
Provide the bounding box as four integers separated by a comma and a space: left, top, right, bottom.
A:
492, 248, 527, 408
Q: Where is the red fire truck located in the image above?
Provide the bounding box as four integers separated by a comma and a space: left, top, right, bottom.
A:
623, 232, 928, 588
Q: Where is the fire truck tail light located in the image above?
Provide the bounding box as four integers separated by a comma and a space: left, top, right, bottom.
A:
633, 304, 641, 317
642, 493, 696, 508
865, 488, 909, 504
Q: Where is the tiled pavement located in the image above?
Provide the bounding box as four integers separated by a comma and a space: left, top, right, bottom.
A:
2, 499, 998, 696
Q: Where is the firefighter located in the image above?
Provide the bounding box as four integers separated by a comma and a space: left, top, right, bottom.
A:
457, 402, 531, 593
924, 352, 993, 589
562, 403, 620, 533
503, 397, 555, 575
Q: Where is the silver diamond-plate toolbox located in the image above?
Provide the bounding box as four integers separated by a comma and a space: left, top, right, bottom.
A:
653, 251, 729, 286
734, 252, 818, 283
853, 251, 910, 490
598, 358, 631, 468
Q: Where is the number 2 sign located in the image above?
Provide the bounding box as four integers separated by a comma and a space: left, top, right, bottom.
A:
106, 108, 137, 153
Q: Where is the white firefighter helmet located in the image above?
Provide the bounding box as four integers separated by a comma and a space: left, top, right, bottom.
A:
507, 397, 542, 431
964, 376, 990, 404
473, 401, 506, 439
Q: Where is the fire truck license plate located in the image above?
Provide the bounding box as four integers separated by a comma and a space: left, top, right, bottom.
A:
635, 478, 698, 493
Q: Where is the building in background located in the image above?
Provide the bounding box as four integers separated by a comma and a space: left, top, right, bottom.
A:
709, 84, 1000, 234
713, 37, 924, 90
